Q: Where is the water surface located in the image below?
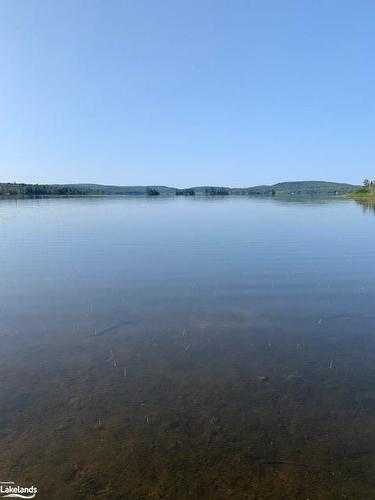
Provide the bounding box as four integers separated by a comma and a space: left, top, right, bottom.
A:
1, 196, 375, 499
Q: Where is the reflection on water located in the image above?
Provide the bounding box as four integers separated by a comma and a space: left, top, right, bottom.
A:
354, 197, 375, 215
1, 196, 375, 499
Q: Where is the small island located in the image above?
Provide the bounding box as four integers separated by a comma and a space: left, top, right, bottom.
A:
175, 188, 195, 196
145, 187, 160, 196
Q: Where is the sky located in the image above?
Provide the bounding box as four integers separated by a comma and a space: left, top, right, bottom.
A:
0, 0, 374, 187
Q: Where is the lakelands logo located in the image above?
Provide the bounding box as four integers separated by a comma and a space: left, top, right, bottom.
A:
0, 482, 37, 499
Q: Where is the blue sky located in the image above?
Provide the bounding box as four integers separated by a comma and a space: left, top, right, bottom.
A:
0, 0, 374, 187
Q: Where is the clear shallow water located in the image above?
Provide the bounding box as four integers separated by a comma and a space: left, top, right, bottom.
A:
1, 196, 375, 499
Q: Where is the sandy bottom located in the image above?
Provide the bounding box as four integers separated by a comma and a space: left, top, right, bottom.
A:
1, 313, 375, 499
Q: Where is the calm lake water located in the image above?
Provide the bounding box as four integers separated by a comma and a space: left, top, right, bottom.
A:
1, 195, 375, 499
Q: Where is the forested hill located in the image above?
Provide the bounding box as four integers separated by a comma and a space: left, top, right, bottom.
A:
244, 181, 359, 196
192, 181, 358, 196
0, 181, 358, 197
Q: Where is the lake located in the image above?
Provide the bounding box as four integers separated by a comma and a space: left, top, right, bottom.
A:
1, 195, 375, 499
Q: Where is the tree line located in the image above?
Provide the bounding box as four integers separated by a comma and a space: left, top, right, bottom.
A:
363, 179, 375, 192
0, 183, 105, 196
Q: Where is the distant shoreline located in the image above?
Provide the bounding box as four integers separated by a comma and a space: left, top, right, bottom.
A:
0, 181, 359, 198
